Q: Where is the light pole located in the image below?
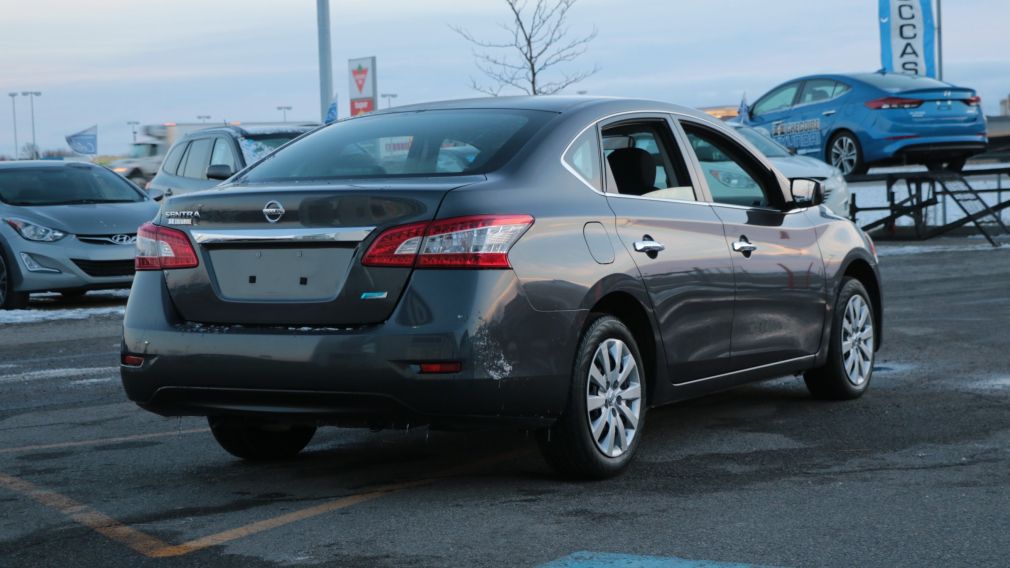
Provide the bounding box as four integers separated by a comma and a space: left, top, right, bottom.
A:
127, 121, 140, 143
936, 0, 943, 81
316, 0, 333, 121
197, 115, 210, 123
276, 105, 292, 122
21, 91, 40, 159
381, 93, 398, 109
7, 93, 17, 159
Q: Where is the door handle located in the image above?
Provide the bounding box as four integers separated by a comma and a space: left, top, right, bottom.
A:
732, 239, 758, 255
822, 110, 836, 116
633, 240, 665, 253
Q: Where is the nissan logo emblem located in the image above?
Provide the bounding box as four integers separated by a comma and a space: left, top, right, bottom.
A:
262, 201, 285, 223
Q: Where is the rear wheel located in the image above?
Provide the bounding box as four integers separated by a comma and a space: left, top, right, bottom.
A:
804, 278, 876, 400
0, 250, 29, 310
538, 315, 646, 479
827, 131, 866, 176
60, 290, 87, 300
209, 417, 316, 461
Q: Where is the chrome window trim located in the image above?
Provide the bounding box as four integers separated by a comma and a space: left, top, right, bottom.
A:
190, 227, 375, 244
559, 109, 713, 206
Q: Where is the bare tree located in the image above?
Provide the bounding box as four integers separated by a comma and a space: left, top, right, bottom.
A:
451, 0, 598, 96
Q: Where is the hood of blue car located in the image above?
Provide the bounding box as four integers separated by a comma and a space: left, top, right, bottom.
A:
5, 200, 160, 235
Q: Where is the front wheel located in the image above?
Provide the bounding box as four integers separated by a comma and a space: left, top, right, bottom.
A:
538, 315, 646, 479
0, 251, 29, 310
209, 417, 316, 461
827, 132, 866, 176
804, 278, 876, 400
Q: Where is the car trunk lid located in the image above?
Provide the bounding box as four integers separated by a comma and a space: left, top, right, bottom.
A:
159, 177, 481, 326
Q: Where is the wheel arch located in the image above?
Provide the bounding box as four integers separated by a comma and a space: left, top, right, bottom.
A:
585, 291, 666, 407
840, 257, 883, 350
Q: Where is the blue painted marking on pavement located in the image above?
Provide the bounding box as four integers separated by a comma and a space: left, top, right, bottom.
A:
537, 551, 784, 568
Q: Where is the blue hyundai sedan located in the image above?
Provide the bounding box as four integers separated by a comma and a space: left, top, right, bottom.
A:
742, 72, 987, 175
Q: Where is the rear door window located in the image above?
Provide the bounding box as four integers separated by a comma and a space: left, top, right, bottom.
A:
798, 79, 838, 105
600, 119, 695, 202
181, 138, 213, 179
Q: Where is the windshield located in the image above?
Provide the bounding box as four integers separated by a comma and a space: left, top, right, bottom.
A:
0, 165, 145, 206
735, 126, 792, 158
128, 143, 158, 159
240, 109, 554, 183
238, 133, 306, 165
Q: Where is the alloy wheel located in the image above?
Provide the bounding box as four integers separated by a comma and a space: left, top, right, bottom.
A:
841, 294, 874, 386
830, 135, 858, 175
585, 338, 642, 458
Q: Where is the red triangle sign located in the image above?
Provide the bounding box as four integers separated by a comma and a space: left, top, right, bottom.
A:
352, 65, 368, 93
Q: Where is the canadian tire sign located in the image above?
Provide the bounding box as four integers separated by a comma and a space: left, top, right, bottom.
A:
348, 56, 377, 116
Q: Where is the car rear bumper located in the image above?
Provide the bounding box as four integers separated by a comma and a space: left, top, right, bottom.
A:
120, 270, 581, 427
865, 134, 988, 165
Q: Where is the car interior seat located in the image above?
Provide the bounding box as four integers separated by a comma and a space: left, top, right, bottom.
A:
606, 147, 656, 196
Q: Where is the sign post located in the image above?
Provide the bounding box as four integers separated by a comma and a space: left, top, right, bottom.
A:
348, 56, 378, 116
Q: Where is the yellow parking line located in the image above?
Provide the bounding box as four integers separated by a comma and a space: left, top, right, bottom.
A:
0, 447, 530, 558
0, 428, 208, 455
0, 473, 172, 557
149, 479, 431, 558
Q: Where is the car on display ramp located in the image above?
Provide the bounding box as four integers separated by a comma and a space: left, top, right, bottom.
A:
742, 72, 987, 176
119, 97, 883, 478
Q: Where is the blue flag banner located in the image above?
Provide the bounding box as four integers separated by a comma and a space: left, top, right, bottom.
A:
879, 0, 937, 77
66, 125, 98, 155
324, 93, 339, 124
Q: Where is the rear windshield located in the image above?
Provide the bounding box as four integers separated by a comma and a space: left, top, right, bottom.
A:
735, 126, 791, 158
240, 109, 554, 183
858, 73, 949, 92
0, 165, 145, 206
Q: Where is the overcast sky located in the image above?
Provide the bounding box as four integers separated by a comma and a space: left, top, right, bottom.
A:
1, 0, 1008, 156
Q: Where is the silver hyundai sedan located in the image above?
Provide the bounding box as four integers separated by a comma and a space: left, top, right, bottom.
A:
0, 161, 160, 308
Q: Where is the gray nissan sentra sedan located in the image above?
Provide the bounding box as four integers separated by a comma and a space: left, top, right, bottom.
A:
0, 161, 160, 308
120, 97, 882, 478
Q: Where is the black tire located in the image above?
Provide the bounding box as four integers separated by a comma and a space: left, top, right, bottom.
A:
60, 290, 87, 300
945, 158, 967, 173
0, 249, 29, 310
208, 417, 316, 461
826, 131, 867, 176
537, 314, 647, 479
804, 278, 876, 400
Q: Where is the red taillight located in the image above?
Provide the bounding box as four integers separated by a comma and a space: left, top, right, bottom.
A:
419, 361, 462, 374
362, 214, 534, 269
865, 97, 923, 110
135, 222, 199, 271
964, 95, 981, 106
121, 354, 145, 367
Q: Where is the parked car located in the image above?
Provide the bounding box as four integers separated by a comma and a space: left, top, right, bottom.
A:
147, 125, 315, 196
742, 72, 987, 175
0, 161, 160, 308
120, 97, 882, 478
730, 123, 850, 216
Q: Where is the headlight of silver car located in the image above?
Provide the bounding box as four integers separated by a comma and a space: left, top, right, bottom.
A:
3, 218, 67, 242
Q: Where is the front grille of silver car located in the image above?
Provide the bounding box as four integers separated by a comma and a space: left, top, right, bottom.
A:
77, 234, 137, 246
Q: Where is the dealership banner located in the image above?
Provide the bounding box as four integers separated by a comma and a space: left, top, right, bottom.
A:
348, 56, 377, 116
879, 0, 937, 77
65, 125, 98, 155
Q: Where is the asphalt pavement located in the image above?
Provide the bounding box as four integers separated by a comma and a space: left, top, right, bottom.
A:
0, 240, 1008, 567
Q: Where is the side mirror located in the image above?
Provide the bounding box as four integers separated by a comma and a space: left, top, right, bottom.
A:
147, 188, 165, 202
206, 164, 235, 181
790, 178, 824, 207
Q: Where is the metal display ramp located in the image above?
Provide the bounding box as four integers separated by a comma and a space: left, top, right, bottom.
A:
848, 167, 1010, 246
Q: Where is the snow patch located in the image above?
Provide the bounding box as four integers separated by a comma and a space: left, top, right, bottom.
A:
0, 306, 125, 325
876, 243, 1006, 257
0, 367, 118, 384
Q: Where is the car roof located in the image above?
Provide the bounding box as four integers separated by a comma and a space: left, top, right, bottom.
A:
369, 95, 712, 121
